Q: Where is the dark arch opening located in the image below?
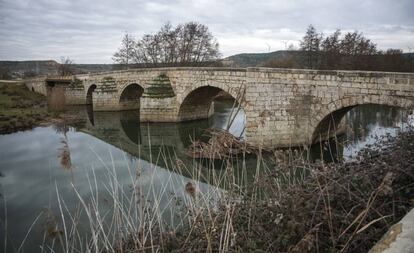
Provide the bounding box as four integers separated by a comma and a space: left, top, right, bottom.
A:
46, 81, 55, 88
31, 87, 35, 92
45, 81, 55, 97
179, 86, 246, 138
119, 83, 144, 111
310, 104, 408, 163
311, 103, 409, 144
179, 87, 233, 121
86, 84, 97, 105
312, 106, 355, 143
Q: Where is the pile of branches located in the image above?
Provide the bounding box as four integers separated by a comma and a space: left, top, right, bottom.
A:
185, 128, 262, 159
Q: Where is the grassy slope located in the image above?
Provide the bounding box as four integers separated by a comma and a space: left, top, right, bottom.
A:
0, 81, 50, 133
225, 51, 283, 67
224, 50, 302, 67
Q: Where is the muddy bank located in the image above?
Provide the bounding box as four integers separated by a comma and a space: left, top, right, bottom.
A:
0, 82, 79, 134
119, 129, 414, 252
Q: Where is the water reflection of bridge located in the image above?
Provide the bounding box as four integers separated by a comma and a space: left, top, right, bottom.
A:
72, 104, 409, 181
76, 107, 233, 181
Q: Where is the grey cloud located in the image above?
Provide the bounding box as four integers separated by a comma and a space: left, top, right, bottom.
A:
0, 0, 413, 63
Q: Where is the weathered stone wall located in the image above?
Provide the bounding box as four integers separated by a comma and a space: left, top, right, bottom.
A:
74, 68, 246, 122
24, 77, 48, 95
64, 88, 86, 104
140, 97, 178, 122
26, 67, 414, 147
244, 68, 414, 147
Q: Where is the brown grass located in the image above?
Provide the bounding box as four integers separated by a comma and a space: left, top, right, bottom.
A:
48, 86, 66, 111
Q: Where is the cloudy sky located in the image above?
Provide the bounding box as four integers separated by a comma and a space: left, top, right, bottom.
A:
0, 0, 413, 63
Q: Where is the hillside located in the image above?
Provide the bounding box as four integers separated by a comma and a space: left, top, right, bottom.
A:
223, 50, 294, 68
0, 60, 59, 79
0, 60, 122, 79
403, 52, 414, 60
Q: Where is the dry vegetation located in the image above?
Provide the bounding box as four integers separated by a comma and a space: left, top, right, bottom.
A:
148, 130, 414, 252
34, 127, 414, 253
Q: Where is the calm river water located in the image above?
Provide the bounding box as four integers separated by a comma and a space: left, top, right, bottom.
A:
0, 100, 410, 252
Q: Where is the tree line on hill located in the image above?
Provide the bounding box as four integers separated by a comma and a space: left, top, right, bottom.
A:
264, 25, 414, 72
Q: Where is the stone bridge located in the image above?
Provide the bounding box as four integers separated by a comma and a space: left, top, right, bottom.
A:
26, 67, 414, 147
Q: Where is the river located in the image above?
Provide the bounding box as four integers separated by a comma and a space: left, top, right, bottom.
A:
0, 100, 410, 252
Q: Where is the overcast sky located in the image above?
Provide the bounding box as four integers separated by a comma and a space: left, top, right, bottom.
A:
0, 0, 413, 63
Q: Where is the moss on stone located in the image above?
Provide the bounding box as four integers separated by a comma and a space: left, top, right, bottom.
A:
69, 78, 84, 90
100, 76, 117, 92
143, 74, 175, 99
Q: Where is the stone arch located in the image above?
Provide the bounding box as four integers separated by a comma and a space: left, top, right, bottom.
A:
178, 85, 245, 122
86, 84, 97, 105
118, 83, 144, 111
310, 95, 414, 143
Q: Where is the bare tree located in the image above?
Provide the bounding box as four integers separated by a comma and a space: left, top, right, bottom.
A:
115, 22, 220, 66
58, 57, 74, 76
266, 25, 413, 72
321, 29, 341, 69
176, 22, 220, 63
339, 31, 377, 56
338, 31, 377, 70
300, 25, 323, 69
112, 33, 135, 69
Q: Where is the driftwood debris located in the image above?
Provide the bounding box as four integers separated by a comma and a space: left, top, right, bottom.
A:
185, 129, 263, 159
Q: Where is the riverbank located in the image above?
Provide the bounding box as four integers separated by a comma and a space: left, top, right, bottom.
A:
0, 81, 79, 134
115, 128, 414, 252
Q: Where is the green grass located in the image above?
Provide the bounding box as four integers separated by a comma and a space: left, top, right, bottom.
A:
0, 82, 50, 133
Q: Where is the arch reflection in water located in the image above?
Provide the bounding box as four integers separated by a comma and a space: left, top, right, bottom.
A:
86, 104, 94, 126
83, 98, 245, 150
120, 111, 141, 145
310, 104, 409, 162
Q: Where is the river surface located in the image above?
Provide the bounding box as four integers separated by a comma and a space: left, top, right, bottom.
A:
0, 100, 410, 252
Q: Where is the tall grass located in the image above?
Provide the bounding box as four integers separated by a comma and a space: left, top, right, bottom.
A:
42, 138, 313, 252
48, 86, 66, 111
6, 107, 414, 253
